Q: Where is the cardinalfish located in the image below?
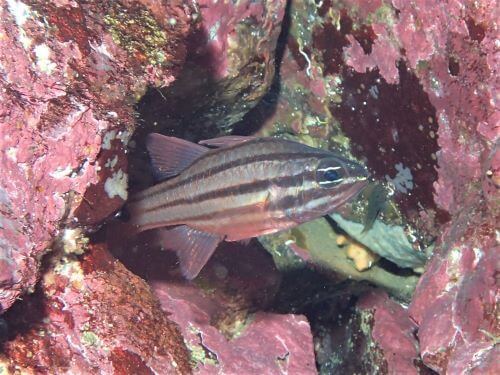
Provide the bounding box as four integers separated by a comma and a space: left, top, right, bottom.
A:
126, 134, 369, 279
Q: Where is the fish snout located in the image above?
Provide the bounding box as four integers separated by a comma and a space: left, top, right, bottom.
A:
343, 160, 370, 182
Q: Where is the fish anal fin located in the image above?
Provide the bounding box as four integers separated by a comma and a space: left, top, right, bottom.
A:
146, 133, 209, 181
198, 135, 256, 148
157, 225, 223, 280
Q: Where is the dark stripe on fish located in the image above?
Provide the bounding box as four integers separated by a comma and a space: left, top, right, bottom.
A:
140, 171, 315, 215
130, 150, 326, 203
168, 185, 347, 231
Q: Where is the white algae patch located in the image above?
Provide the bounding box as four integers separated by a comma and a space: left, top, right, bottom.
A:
7, 0, 33, 49
104, 169, 128, 200
61, 228, 88, 255
102, 130, 117, 150
102, 130, 131, 150
34, 44, 57, 74
104, 156, 118, 169
386, 163, 414, 194
5, 147, 17, 162
50, 165, 73, 179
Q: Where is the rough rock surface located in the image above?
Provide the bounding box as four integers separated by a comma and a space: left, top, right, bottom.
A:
356, 291, 420, 374
239, 0, 498, 372
135, 0, 287, 141
0, 0, 194, 313
0, 243, 191, 374
112, 234, 317, 374
314, 290, 421, 374
1, 0, 498, 373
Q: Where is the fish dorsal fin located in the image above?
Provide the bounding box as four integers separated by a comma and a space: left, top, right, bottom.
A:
146, 133, 209, 181
157, 225, 223, 279
198, 135, 255, 148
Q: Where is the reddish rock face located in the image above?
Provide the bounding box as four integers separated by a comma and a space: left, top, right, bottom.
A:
0, 0, 194, 313
240, 0, 498, 372
0, 243, 191, 374
150, 244, 316, 374
110, 233, 317, 374
356, 291, 420, 374
1, 0, 497, 373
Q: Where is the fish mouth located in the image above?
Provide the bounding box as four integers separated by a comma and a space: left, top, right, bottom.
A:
346, 162, 370, 181
338, 176, 370, 202
347, 178, 369, 197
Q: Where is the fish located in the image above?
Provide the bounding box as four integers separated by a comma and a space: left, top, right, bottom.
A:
126, 133, 369, 279
361, 182, 388, 234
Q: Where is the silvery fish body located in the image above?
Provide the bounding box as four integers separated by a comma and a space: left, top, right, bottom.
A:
127, 134, 368, 279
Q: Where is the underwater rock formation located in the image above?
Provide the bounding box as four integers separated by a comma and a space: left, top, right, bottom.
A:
0, 243, 191, 373
315, 290, 420, 374
1, 0, 497, 373
135, 0, 287, 139
109, 232, 317, 373
150, 242, 316, 374
243, 0, 498, 372
0, 0, 194, 313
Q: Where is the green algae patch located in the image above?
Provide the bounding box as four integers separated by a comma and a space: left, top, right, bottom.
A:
186, 325, 219, 368
284, 218, 418, 301
104, 3, 167, 66
81, 330, 100, 347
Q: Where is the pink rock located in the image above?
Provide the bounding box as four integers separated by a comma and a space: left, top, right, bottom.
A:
0, 0, 194, 313
358, 291, 420, 374
118, 238, 315, 374
252, 1, 498, 372
135, 0, 287, 137
153, 281, 316, 374
410, 242, 498, 373
0, 243, 191, 374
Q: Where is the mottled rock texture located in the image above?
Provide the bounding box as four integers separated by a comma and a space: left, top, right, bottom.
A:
113, 235, 316, 374
1, 0, 498, 373
241, 0, 498, 373
0, 243, 191, 374
0, 0, 194, 313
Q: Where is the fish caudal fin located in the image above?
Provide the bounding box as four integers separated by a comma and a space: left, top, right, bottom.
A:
157, 225, 223, 279
146, 133, 209, 181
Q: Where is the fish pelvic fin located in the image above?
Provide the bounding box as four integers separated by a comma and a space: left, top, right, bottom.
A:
146, 133, 209, 181
157, 225, 224, 280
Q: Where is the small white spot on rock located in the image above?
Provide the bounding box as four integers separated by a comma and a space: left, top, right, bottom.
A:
7, 0, 30, 26
50, 165, 73, 179
6, 147, 17, 162
385, 163, 413, 194
102, 130, 117, 150
34, 44, 57, 74
209, 21, 220, 41
104, 169, 128, 200
369, 85, 379, 99
104, 155, 118, 169
117, 130, 131, 146
62, 228, 87, 255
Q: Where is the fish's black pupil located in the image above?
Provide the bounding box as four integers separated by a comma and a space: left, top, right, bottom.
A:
324, 169, 340, 181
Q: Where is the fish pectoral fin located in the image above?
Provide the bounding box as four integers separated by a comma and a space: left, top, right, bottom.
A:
146, 133, 209, 181
198, 135, 256, 148
157, 225, 223, 280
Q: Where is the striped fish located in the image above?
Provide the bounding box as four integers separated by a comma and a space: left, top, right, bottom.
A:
127, 134, 368, 279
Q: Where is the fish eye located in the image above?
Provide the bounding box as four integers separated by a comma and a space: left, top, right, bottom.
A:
316, 161, 344, 188
324, 169, 341, 181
